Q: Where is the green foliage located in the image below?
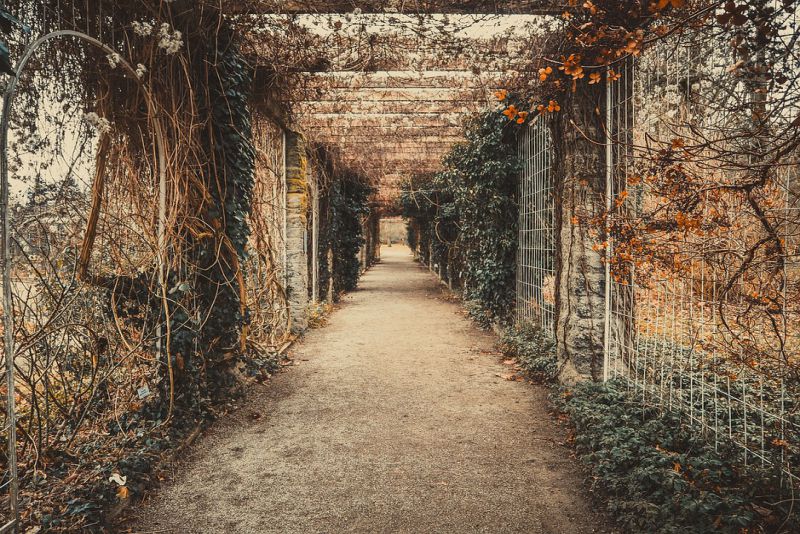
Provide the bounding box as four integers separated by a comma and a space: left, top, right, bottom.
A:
406, 222, 418, 253
189, 33, 255, 399
402, 111, 521, 323
557, 381, 796, 533
500, 324, 558, 382
319, 176, 373, 301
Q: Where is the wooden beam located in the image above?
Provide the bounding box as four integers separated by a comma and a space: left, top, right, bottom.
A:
297, 87, 490, 102
296, 100, 489, 114
309, 132, 463, 140
228, 1, 558, 15
301, 70, 507, 90
303, 112, 467, 121
300, 119, 466, 136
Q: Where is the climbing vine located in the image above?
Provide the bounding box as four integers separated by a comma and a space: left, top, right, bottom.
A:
192, 30, 256, 396
403, 110, 521, 324
319, 174, 374, 301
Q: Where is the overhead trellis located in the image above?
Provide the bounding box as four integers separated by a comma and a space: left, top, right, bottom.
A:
234, 5, 551, 209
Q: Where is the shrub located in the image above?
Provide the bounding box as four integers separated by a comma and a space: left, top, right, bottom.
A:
500, 324, 558, 382
557, 381, 796, 533
402, 111, 521, 323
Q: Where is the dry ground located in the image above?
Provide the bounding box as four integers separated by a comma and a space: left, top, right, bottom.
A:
125, 246, 609, 534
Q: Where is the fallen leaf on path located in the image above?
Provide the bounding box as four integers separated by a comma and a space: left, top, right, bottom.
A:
108, 473, 127, 486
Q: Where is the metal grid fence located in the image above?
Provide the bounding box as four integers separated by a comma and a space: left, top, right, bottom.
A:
516, 116, 556, 333
516, 32, 799, 480
605, 36, 799, 478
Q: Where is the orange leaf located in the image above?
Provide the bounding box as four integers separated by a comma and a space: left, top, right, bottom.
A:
502, 105, 518, 119
657, 0, 685, 9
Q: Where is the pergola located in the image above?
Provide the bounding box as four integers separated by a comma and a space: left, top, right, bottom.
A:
237, 1, 556, 208
232, 1, 555, 15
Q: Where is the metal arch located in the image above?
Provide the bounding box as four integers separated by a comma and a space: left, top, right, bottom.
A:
0, 30, 168, 532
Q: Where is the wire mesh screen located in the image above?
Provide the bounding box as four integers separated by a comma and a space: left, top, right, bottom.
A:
605, 33, 800, 479
516, 116, 555, 333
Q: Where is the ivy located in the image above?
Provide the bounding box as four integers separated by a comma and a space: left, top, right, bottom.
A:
402, 111, 521, 324
500, 324, 558, 382
319, 175, 373, 301
182, 30, 255, 402
556, 381, 797, 533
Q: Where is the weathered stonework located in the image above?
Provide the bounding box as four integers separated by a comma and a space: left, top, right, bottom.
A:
552, 86, 607, 383
285, 131, 309, 333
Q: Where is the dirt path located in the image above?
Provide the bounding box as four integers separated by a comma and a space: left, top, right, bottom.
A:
127, 246, 608, 534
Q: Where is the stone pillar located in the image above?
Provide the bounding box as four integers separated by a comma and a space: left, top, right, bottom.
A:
552, 84, 608, 383
285, 131, 309, 333
311, 167, 319, 303
327, 247, 335, 305
375, 219, 381, 261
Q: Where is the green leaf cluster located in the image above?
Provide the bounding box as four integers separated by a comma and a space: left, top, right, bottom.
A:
319, 175, 373, 301
500, 324, 558, 382
558, 381, 797, 533
402, 111, 521, 323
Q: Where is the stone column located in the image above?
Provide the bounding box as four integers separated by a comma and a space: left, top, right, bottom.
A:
311, 171, 319, 303
551, 84, 608, 383
285, 131, 309, 333
327, 247, 335, 305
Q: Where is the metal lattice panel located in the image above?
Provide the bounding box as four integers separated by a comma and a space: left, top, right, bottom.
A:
516, 116, 555, 333
604, 36, 799, 480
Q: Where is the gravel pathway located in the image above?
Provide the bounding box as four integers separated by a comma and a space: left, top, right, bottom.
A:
126, 246, 608, 534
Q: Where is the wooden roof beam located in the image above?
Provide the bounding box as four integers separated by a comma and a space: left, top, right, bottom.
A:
228, 1, 558, 15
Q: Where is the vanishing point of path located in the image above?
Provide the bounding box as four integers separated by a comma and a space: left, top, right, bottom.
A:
128, 246, 608, 534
